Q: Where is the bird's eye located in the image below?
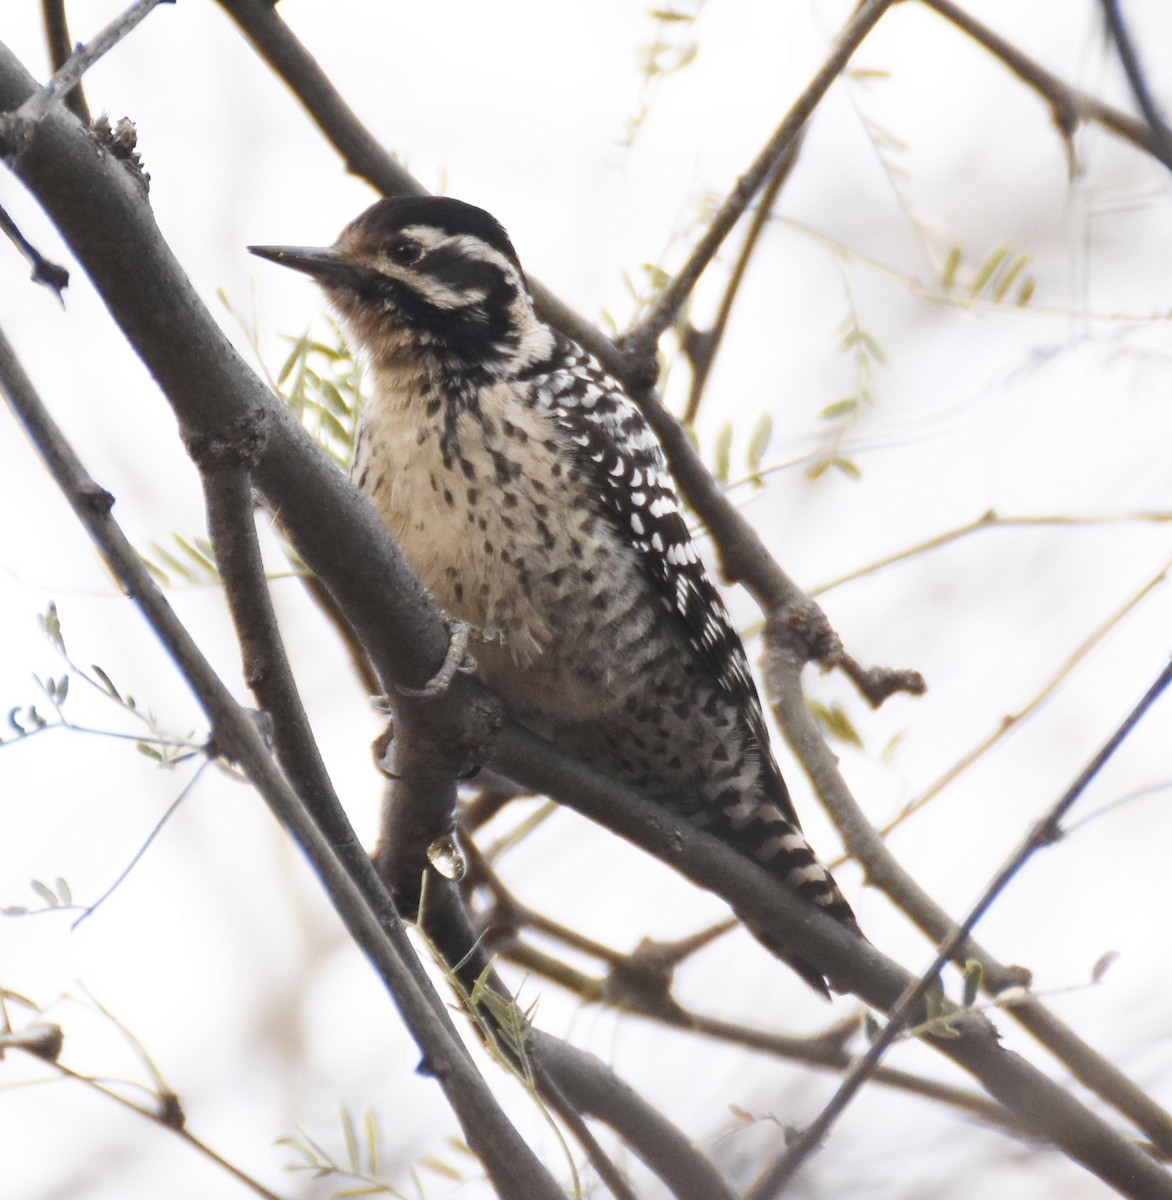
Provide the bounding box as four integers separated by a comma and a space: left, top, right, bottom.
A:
388, 238, 423, 266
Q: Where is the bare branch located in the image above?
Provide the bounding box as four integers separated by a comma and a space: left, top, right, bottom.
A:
0, 319, 567, 1200
764, 608, 1172, 1155
748, 655, 1172, 1197
1099, 0, 1172, 166
623, 0, 900, 372
9, 0, 170, 128
921, 0, 1172, 173
682, 132, 804, 424
531, 1031, 739, 1200
40, 0, 90, 123
0, 199, 68, 298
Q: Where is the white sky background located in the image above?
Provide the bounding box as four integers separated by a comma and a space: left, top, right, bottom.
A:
2, 1, 1172, 1197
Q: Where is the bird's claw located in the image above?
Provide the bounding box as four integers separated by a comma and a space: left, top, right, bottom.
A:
397, 620, 478, 699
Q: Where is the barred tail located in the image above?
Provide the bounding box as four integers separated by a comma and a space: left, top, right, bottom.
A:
710, 771, 859, 995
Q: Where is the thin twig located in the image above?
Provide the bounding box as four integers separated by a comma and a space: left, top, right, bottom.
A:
682, 132, 804, 424
40, 0, 90, 124
623, 0, 900, 374
764, 610, 1172, 1154
0, 201, 68, 298
920, 0, 1172, 173
863, 552, 1172, 847
811, 510, 1172, 596
16, 1053, 284, 1200
8, 0, 171, 128
748, 655, 1172, 1198
1099, 0, 1172, 167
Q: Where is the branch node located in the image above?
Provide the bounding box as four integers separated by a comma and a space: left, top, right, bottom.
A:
78, 482, 114, 515
603, 939, 684, 1016
182, 407, 268, 471
91, 114, 150, 196
765, 599, 926, 708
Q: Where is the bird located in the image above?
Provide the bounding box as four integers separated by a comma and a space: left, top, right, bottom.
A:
250, 195, 859, 992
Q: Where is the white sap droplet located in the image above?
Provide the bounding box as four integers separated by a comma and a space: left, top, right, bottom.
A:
427, 831, 466, 881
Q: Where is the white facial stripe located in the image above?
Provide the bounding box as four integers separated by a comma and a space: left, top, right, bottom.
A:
366, 226, 522, 311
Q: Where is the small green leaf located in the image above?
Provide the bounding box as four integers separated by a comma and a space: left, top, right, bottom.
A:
56, 878, 72, 906
969, 247, 1009, 299
746, 412, 773, 476
1091, 950, 1119, 983
277, 331, 311, 386
364, 1109, 379, 1176
820, 397, 859, 421
713, 421, 733, 485
31, 879, 58, 907
340, 1106, 358, 1172
91, 665, 121, 700
420, 1156, 464, 1181
136, 741, 163, 762
941, 246, 962, 291
38, 602, 65, 654
848, 67, 891, 82
857, 331, 886, 364
991, 254, 1029, 303
962, 959, 983, 1008
806, 455, 862, 482
142, 558, 170, 586
807, 701, 863, 747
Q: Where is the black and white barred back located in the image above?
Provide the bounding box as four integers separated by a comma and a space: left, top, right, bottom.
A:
251, 196, 858, 992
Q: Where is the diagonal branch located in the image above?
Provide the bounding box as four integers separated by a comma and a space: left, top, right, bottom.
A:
921, 0, 1172, 173
765, 611, 1172, 1155
682, 131, 804, 424
748, 655, 1172, 1197
40, 0, 91, 124
1099, 0, 1172, 166
622, 0, 900, 373
7, 0, 171, 129
0, 323, 566, 1200
6, 32, 1172, 1198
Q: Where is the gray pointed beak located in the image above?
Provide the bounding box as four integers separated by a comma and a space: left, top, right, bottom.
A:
248, 244, 358, 285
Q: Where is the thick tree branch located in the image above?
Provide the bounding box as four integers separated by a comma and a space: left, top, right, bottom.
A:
5, 33, 1172, 1198
198, 453, 369, 858
489, 722, 1172, 1198
0, 322, 566, 1200
530, 1031, 739, 1200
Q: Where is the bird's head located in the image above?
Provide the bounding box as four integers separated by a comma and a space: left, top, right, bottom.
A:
250, 195, 542, 378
